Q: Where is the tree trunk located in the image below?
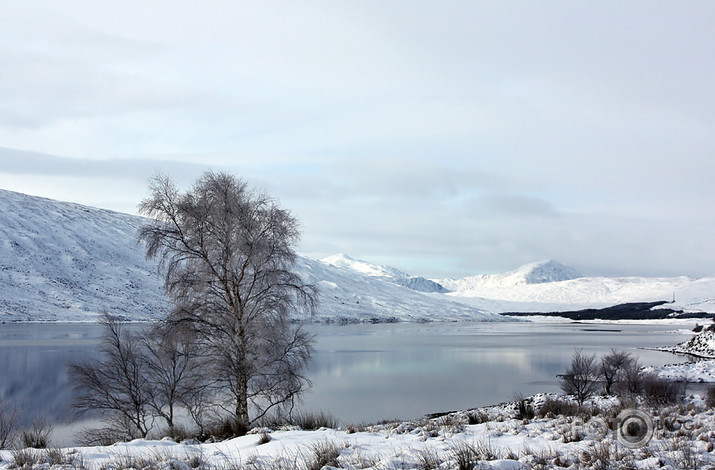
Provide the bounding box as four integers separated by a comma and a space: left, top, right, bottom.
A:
236, 379, 249, 431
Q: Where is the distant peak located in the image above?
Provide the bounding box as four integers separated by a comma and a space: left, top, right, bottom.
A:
321, 253, 354, 263
511, 259, 582, 284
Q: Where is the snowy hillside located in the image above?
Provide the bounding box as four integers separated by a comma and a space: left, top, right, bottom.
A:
297, 257, 502, 322
674, 327, 715, 358
321, 253, 448, 293
0, 189, 167, 322
0, 189, 500, 323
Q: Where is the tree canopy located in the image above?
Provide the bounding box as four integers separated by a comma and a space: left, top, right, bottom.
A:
138, 171, 317, 426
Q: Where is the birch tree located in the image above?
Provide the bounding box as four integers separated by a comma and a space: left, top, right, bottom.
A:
139, 172, 316, 428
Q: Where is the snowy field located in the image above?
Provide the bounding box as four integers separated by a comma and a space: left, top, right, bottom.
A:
1, 392, 714, 469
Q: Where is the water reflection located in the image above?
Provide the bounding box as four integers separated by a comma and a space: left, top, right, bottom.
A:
0, 320, 695, 444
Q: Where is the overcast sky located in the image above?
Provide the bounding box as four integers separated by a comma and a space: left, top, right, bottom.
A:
1, 1, 714, 278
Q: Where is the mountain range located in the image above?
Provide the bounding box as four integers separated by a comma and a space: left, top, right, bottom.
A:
0, 188, 713, 322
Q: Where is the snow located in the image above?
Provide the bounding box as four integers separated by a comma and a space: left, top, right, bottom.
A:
646, 327, 715, 383
0, 189, 168, 322
438, 259, 582, 290
321, 253, 449, 293
1, 188, 713, 322
0, 189, 501, 323
2, 393, 714, 469
296, 257, 505, 323
444, 272, 715, 314
646, 360, 715, 383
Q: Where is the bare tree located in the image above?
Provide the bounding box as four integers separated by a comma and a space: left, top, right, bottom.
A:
0, 398, 19, 449
139, 172, 317, 428
69, 313, 152, 439
142, 322, 204, 435
619, 356, 645, 396
560, 349, 600, 406
600, 348, 634, 395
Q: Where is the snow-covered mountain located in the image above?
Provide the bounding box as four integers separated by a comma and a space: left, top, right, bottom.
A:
321, 253, 449, 293
437, 259, 582, 291
442, 263, 715, 314
295, 257, 501, 323
0, 189, 501, 323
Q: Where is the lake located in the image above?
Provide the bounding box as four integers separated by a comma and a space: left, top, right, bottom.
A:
0, 320, 698, 446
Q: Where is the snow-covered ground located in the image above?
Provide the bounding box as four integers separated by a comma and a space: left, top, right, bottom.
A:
647, 328, 715, 384
2, 393, 713, 469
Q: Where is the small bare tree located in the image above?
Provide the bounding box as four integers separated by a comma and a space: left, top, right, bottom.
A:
69, 313, 152, 439
619, 356, 645, 396
0, 398, 19, 449
600, 348, 634, 395
143, 322, 205, 436
139, 172, 317, 429
560, 349, 600, 406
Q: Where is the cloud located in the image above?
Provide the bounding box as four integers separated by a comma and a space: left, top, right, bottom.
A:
1, 2, 714, 278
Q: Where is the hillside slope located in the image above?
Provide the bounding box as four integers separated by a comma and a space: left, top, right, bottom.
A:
321, 253, 449, 293
0, 189, 167, 321
0, 189, 501, 322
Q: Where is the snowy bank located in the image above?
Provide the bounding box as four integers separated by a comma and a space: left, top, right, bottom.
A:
1, 394, 714, 469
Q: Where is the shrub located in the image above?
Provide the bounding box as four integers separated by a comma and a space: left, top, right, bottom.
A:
618, 358, 645, 396
641, 374, 684, 406
76, 426, 130, 447
290, 411, 339, 430
514, 394, 535, 420
200, 415, 249, 441
560, 349, 599, 405
417, 448, 442, 470
600, 349, 635, 395
257, 432, 271, 445
20, 419, 52, 449
449, 440, 500, 470
466, 411, 489, 425
706, 387, 715, 409
302, 440, 341, 470
537, 397, 579, 418
11, 448, 38, 468
0, 399, 19, 450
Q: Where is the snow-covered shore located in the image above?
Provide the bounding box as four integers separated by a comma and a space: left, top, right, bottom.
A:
1, 393, 714, 470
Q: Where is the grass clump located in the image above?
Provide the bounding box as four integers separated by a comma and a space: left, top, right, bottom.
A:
290, 411, 339, 431
536, 397, 579, 418
302, 440, 341, 470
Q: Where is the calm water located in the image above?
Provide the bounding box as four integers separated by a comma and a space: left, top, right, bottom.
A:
0, 320, 697, 445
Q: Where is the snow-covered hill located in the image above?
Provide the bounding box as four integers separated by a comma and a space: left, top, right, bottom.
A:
0, 189, 167, 322
321, 253, 449, 293
296, 257, 502, 322
0, 189, 500, 323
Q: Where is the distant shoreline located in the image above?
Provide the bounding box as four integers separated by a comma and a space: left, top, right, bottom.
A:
502, 301, 715, 321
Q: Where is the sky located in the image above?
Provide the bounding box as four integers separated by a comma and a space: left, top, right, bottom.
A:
1, 1, 714, 279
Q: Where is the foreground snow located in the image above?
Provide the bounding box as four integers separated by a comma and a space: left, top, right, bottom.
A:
2, 394, 714, 470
